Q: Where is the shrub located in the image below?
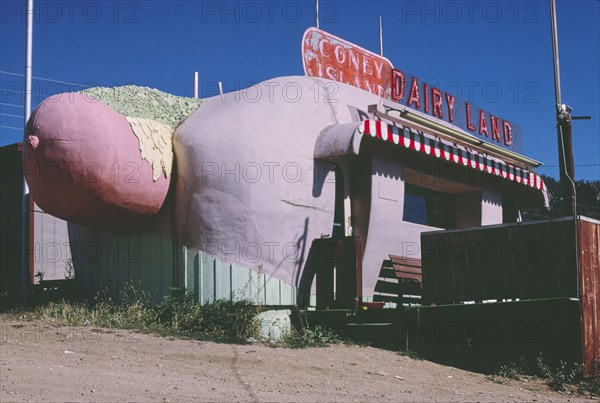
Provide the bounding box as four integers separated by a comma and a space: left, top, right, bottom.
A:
198, 299, 261, 342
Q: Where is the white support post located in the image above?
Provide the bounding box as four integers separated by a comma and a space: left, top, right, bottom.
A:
21, 0, 34, 303
316, 0, 319, 28
379, 16, 383, 56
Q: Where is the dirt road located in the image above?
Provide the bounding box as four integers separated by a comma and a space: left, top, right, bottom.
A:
0, 315, 590, 402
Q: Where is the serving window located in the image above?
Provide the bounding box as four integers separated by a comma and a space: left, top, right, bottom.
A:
403, 184, 455, 229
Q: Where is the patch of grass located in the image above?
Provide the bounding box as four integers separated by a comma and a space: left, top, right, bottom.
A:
490, 354, 600, 398
196, 298, 261, 342
578, 374, 600, 397
397, 349, 423, 360
494, 357, 530, 381
278, 311, 340, 348
34, 283, 261, 343
536, 355, 582, 392
280, 325, 340, 348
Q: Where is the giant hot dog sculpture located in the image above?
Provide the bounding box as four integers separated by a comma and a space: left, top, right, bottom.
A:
23, 76, 384, 289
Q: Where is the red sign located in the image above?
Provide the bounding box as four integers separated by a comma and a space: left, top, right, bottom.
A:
302, 27, 394, 99
390, 70, 515, 146
302, 27, 520, 151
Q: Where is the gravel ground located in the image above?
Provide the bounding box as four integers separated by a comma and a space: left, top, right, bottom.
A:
0, 314, 592, 402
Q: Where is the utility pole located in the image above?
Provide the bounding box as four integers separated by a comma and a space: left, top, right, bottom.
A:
549, 0, 575, 217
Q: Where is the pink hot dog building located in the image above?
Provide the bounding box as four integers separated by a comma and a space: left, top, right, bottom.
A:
16, 28, 548, 304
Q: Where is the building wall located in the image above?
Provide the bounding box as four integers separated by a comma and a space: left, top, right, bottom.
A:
360, 148, 439, 294
172, 76, 389, 291
355, 141, 507, 296
482, 188, 503, 225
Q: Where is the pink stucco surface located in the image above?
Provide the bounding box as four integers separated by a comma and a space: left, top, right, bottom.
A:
23, 93, 170, 233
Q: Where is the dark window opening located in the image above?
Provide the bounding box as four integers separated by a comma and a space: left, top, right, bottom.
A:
403, 184, 455, 229
332, 164, 345, 238
502, 193, 519, 223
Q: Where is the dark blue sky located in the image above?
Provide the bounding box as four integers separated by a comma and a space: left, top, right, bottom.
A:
1, 0, 598, 180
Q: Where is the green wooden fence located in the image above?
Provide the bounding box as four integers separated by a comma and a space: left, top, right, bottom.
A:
67, 223, 296, 305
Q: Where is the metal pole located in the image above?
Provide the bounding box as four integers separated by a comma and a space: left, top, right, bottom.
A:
193, 71, 198, 99
21, 0, 33, 304
550, 0, 575, 216
550, 1, 580, 324
379, 17, 383, 56
316, 0, 319, 28
218, 82, 223, 96
550, 0, 561, 107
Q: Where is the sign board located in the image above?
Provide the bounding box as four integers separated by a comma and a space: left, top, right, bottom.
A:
302, 27, 394, 99
302, 27, 522, 152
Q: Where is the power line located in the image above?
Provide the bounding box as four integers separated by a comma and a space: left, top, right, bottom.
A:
0, 103, 24, 108
0, 88, 26, 95
0, 71, 23, 77
0, 113, 23, 118
0, 88, 43, 96
0, 70, 91, 88
0, 125, 23, 130
538, 164, 600, 168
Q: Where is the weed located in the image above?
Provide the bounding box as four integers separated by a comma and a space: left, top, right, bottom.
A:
536, 354, 582, 392
491, 354, 600, 397
397, 349, 423, 360
280, 325, 340, 348
64, 259, 75, 280
279, 310, 340, 348
495, 357, 530, 381
198, 299, 261, 342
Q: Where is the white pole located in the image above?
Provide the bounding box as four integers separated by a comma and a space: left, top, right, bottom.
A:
193, 71, 198, 99
25, 3, 32, 123
218, 81, 223, 96
379, 16, 383, 56
550, 0, 561, 107
21, 0, 33, 303
316, 0, 319, 28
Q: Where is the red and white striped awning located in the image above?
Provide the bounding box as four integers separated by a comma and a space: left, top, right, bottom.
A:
358, 119, 546, 191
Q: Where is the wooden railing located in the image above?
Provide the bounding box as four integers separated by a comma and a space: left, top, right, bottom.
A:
421, 216, 600, 376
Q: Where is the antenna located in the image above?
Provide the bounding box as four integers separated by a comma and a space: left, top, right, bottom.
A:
316, 0, 319, 28
379, 17, 383, 56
